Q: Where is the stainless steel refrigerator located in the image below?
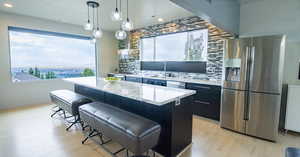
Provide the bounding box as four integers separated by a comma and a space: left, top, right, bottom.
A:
220, 35, 286, 141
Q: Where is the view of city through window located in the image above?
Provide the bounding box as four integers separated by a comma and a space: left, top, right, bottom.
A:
9, 27, 96, 82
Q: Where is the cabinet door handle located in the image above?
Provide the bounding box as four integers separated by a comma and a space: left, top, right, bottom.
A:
194, 100, 210, 105
193, 85, 211, 90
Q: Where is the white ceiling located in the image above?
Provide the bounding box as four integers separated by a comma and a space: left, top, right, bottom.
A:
0, 0, 193, 31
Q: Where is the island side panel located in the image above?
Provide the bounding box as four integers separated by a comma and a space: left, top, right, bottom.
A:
171, 95, 193, 157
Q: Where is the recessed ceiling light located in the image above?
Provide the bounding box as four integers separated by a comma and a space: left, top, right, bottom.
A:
158, 18, 164, 22
3, 3, 13, 8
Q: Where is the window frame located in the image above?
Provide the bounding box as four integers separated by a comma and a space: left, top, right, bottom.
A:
8, 26, 97, 83
140, 29, 208, 62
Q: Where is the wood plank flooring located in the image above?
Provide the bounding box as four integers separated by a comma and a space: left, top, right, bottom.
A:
0, 104, 300, 157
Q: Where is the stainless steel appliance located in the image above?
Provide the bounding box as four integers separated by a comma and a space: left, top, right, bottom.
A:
167, 80, 186, 89
220, 35, 286, 141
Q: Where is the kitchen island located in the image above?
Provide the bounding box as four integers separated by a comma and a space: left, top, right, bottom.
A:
64, 77, 196, 157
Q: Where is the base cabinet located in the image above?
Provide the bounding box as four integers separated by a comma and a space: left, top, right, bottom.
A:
142, 78, 167, 86
122, 75, 221, 121
186, 83, 221, 121
125, 76, 142, 83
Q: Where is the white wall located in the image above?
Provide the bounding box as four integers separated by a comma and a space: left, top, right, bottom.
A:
240, 0, 300, 85
0, 11, 118, 110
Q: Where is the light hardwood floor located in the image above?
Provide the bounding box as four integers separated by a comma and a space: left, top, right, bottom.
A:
0, 104, 300, 157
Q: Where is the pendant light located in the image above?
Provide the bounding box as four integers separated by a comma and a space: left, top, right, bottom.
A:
84, 3, 93, 31
115, 29, 127, 40
93, 4, 103, 38
84, 1, 102, 40
121, 0, 133, 31
111, 0, 122, 21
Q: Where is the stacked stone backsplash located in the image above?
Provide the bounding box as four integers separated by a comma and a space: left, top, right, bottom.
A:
118, 16, 234, 81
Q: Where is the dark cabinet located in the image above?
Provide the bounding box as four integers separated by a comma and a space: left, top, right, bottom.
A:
125, 76, 142, 83
142, 78, 167, 86
186, 83, 221, 121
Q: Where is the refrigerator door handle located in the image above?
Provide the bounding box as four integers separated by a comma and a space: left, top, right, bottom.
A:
250, 46, 256, 82
246, 46, 256, 121
245, 46, 255, 120
244, 47, 251, 120
244, 91, 249, 120
245, 47, 251, 89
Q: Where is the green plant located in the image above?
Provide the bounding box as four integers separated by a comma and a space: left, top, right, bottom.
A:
81, 68, 95, 77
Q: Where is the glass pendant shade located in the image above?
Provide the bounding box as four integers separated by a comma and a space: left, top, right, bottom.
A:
84, 20, 93, 31
121, 18, 133, 31
93, 28, 103, 38
111, 8, 122, 21
115, 30, 127, 40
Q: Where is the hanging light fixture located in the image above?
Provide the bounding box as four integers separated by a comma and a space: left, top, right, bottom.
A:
93, 2, 103, 38
121, 0, 133, 31
115, 29, 127, 40
84, 2, 93, 31
111, 0, 122, 21
84, 1, 102, 39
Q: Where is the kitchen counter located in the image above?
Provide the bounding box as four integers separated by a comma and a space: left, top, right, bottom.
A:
64, 77, 195, 157
64, 77, 196, 106
112, 73, 222, 86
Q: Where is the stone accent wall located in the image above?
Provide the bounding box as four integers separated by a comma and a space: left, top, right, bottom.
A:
119, 16, 234, 80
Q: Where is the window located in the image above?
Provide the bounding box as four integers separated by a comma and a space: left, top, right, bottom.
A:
9, 27, 96, 82
141, 29, 208, 61
141, 37, 155, 61
156, 33, 187, 61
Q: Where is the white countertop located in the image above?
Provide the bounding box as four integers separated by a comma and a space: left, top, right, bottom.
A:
64, 77, 196, 106
114, 73, 222, 86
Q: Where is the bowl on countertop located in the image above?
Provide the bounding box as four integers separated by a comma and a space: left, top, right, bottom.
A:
104, 77, 121, 84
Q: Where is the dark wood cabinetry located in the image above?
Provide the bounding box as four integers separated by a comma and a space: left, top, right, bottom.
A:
185, 83, 221, 121
142, 78, 167, 86
125, 76, 142, 83
123, 75, 221, 121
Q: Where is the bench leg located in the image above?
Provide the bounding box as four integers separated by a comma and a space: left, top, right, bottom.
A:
113, 148, 125, 155
80, 121, 86, 131
51, 108, 63, 118
63, 110, 67, 119
82, 130, 102, 144
99, 135, 112, 145
65, 115, 74, 119
66, 116, 80, 131
82, 130, 96, 144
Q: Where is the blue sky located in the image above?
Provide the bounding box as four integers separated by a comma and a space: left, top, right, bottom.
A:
9, 31, 96, 69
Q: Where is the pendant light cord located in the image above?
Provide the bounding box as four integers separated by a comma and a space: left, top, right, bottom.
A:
127, 0, 129, 20
116, 0, 118, 9
92, 6, 95, 29
87, 4, 90, 22
97, 6, 99, 28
